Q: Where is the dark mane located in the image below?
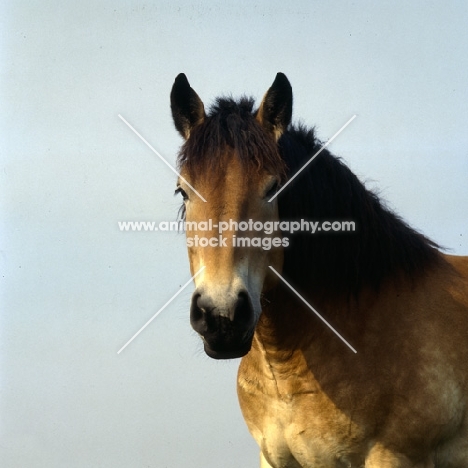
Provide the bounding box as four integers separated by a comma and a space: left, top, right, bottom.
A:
278, 125, 441, 294
177, 97, 286, 180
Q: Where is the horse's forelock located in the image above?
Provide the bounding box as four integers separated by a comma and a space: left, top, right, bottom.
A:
177, 96, 286, 180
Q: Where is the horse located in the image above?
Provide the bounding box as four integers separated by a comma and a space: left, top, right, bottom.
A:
170, 72, 468, 468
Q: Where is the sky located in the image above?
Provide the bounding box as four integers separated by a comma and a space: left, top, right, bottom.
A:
1, 1, 467, 467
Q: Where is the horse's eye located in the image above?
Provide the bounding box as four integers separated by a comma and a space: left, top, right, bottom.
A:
175, 187, 189, 201
265, 181, 279, 199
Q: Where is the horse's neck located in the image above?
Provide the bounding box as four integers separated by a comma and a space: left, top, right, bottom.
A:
256, 289, 346, 361
254, 283, 382, 377
253, 259, 455, 377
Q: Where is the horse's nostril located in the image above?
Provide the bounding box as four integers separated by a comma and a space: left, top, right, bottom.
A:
190, 293, 204, 327
234, 291, 253, 325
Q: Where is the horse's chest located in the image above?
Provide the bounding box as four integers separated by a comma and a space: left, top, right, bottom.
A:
238, 370, 366, 468
257, 396, 363, 468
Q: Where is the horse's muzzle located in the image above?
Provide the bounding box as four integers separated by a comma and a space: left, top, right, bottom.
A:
190, 289, 256, 359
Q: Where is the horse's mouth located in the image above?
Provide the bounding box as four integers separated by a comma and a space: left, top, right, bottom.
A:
201, 335, 253, 360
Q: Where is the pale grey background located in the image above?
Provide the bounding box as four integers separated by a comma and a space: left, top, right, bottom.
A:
1, 1, 467, 467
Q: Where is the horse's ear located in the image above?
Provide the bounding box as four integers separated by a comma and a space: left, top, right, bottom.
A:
256, 73, 292, 140
171, 73, 205, 140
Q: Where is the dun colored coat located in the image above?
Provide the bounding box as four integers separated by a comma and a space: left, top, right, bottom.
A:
171, 73, 468, 468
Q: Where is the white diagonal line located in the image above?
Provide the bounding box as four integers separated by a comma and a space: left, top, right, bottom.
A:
268, 266, 357, 353
118, 114, 207, 203
117, 266, 206, 354
269, 115, 357, 202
